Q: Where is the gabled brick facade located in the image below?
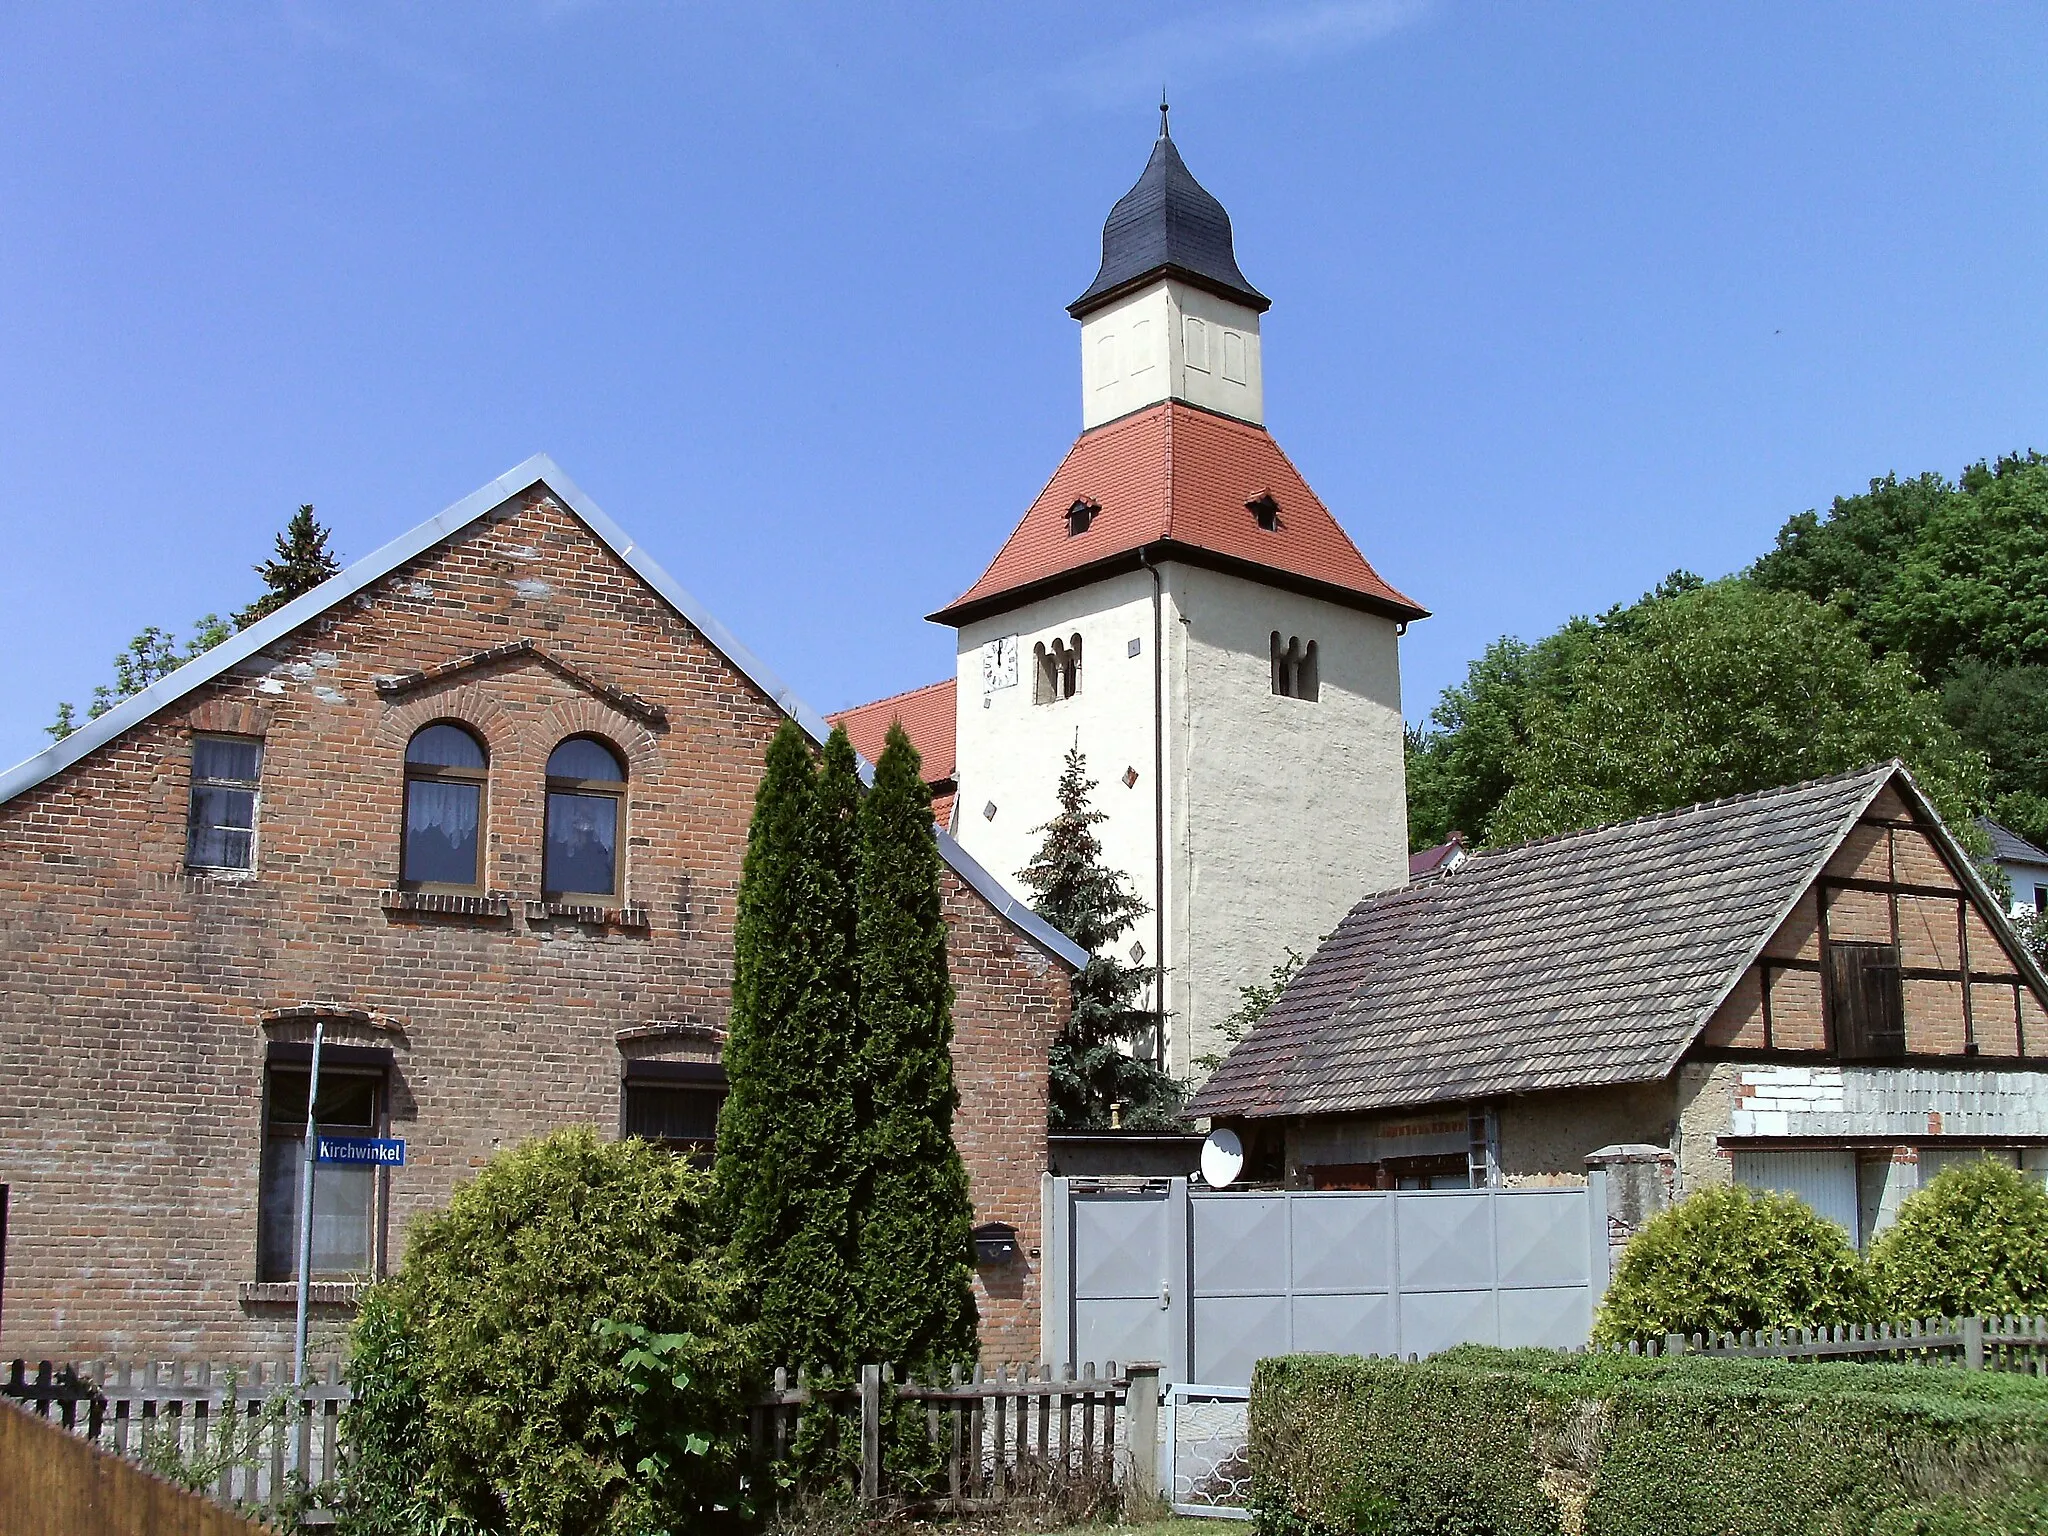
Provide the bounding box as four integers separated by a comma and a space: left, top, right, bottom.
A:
0, 475, 1071, 1362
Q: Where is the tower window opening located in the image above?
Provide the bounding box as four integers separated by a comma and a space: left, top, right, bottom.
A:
1067, 498, 1099, 537
1035, 634, 1083, 704
1271, 632, 1319, 701
1248, 493, 1281, 532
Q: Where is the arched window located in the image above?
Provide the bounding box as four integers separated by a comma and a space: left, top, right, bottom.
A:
403, 723, 488, 889
1034, 635, 1082, 705
545, 736, 626, 899
1271, 633, 1320, 702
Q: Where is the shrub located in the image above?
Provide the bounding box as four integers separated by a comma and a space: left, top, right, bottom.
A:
1591, 1182, 1869, 1345
1871, 1158, 2048, 1320
336, 1127, 755, 1536
1249, 1349, 2048, 1536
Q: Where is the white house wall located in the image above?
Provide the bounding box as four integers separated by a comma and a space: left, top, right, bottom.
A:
1172, 563, 1407, 1076
953, 572, 1173, 1042
1078, 279, 1265, 430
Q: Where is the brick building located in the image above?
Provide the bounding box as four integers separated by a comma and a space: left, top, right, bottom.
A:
0, 456, 1080, 1363
1192, 764, 2048, 1245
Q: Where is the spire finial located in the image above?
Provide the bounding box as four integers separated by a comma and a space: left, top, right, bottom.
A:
1159, 88, 1170, 139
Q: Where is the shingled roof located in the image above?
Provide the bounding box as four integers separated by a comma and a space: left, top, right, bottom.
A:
1068, 131, 1269, 318
928, 402, 1425, 627
1190, 763, 1965, 1120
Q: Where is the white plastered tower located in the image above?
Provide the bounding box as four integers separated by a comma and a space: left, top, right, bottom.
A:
931, 123, 1424, 1085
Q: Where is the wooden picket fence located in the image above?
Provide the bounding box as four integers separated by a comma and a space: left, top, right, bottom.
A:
751, 1360, 1160, 1512
1616, 1315, 2048, 1373
4, 1358, 349, 1521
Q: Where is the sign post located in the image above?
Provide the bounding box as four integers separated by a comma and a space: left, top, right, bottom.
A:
292, 1018, 323, 1390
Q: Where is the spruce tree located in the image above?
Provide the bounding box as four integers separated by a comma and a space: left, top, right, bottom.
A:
716, 722, 861, 1376
236, 504, 341, 629
853, 722, 977, 1380
1017, 746, 1186, 1130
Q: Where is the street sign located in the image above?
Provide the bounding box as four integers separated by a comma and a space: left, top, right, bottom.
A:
316, 1136, 405, 1167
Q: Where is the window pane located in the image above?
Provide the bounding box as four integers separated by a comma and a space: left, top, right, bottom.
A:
404, 778, 481, 885
266, 1069, 378, 1131
545, 791, 617, 895
187, 783, 256, 869
194, 738, 262, 782
405, 723, 486, 770
547, 737, 624, 782
624, 1083, 724, 1146
258, 1139, 374, 1280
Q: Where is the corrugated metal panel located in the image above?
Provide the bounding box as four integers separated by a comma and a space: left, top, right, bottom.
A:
1733, 1149, 1859, 1240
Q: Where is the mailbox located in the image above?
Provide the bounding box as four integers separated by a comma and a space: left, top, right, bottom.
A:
971, 1221, 1019, 1266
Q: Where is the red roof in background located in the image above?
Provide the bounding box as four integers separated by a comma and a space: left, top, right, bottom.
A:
929, 402, 1426, 625
1408, 838, 1466, 879
829, 678, 957, 788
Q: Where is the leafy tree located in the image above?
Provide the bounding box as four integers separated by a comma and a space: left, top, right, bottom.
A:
1861, 453, 2048, 682
1868, 1157, 2048, 1320
1591, 1183, 1871, 1345
1194, 947, 1305, 1077
1941, 661, 2048, 847
45, 497, 333, 738
852, 721, 977, 1376
236, 503, 342, 629
1751, 469, 1956, 638
716, 721, 862, 1378
337, 1128, 753, 1536
1017, 746, 1184, 1130
47, 616, 233, 739
1487, 580, 1988, 847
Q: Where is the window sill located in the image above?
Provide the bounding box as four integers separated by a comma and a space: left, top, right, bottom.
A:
238, 1280, 369, 1308
527, 900, 651, 929
379, 889, 512, 919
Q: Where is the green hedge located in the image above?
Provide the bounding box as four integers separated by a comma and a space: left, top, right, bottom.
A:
1248, 1348, 2048, 1536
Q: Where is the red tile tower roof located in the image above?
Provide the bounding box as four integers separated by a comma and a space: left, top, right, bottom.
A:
829, 678, 957, 828
928, 401, 1426, 627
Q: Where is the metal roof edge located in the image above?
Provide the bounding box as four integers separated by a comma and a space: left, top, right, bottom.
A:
933, 826, 1088, 971
0, 453, 556, 807
1, 453, 1076, 970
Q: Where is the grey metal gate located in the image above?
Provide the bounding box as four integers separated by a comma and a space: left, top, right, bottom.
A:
1043, 1176, 1610, 1385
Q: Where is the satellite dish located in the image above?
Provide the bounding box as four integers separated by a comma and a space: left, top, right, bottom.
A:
1200, 1128, 1245, 1189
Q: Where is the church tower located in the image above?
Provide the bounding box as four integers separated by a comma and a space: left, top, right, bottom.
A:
931, 119, 1426, 1083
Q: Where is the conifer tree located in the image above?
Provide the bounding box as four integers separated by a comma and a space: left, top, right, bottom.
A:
853, 722, 977, 1379
235, 504, 341, 629
1017, 746, 1185, 1129
716, 722, 861, 1375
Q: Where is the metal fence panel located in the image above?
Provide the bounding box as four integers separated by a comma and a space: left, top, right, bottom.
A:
1494, 1188, 1591, 1289
1289, 1193, 1391, 1293
1396, 1191, 1495, 1294
1048, 1177, 1603, 1388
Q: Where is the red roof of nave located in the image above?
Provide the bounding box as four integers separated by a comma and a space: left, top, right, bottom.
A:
928, 402, 1426, 626
829, 677, 957, 788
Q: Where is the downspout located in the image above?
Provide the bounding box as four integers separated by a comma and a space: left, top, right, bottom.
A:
1139, 546, 1167, 1067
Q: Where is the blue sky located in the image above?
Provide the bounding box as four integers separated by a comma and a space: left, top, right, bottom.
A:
2, 3, 2045, 765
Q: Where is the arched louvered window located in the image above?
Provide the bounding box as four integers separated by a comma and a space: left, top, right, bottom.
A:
545, 736, 626, 899
1034, 635, 1083, 704
1271, 633, 1320, 702
403, 723, 488, 889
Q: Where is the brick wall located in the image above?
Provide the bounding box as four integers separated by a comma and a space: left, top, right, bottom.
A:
0, 486, 1068, 1363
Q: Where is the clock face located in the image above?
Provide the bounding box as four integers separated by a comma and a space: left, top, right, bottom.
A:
981, 635, 1018, 691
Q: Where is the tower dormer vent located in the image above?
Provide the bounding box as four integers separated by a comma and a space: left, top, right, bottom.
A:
1067, 498, 1100, 537
1248, 493, 1281, 532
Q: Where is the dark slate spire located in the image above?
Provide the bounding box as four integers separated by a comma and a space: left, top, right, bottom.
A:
1068, 126, 1269, 319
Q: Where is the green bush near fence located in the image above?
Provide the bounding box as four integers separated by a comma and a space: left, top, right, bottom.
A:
335, 1128, 756, 1536
1871, 1159, 2048, 1321
1248, 1348, 2048, 1536
1590, 1183, 1871, 1346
